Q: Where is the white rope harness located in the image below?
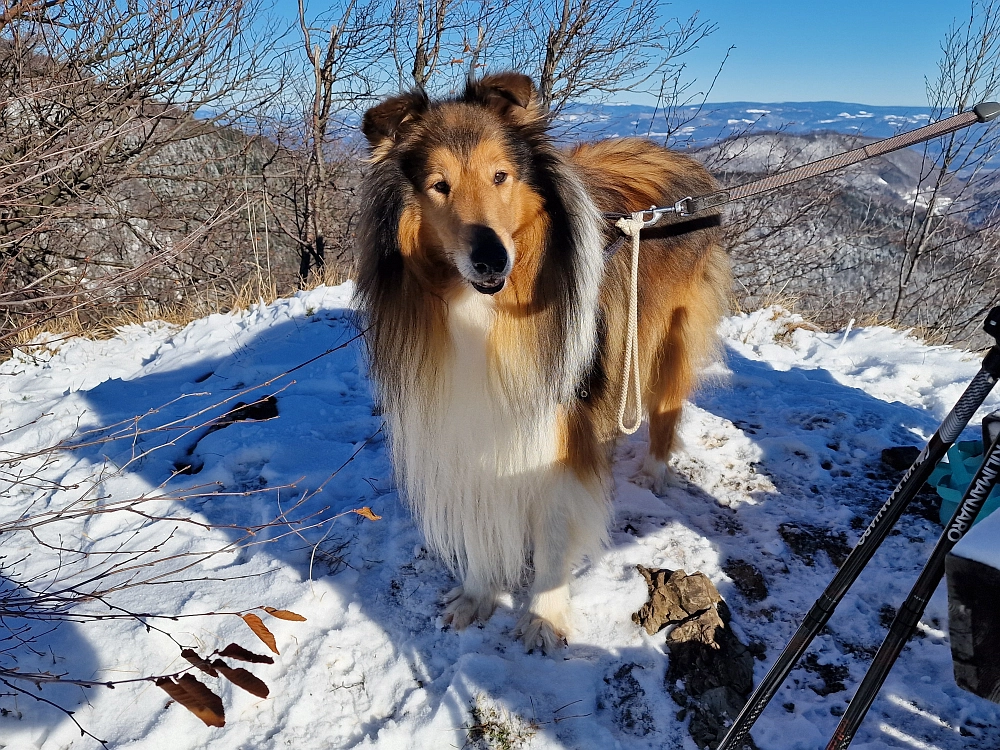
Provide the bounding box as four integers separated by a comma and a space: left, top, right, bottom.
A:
614, 213, 645, 435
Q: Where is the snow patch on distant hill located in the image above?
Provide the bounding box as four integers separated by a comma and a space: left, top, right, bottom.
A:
554, 101, 936, 146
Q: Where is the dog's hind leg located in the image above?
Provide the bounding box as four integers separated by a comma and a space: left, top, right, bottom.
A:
638, 305, 700, 495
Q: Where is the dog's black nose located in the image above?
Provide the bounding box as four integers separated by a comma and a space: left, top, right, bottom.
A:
469, 226, 509, 276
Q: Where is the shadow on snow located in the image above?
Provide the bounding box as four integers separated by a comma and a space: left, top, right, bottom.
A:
13, 310, 980, 748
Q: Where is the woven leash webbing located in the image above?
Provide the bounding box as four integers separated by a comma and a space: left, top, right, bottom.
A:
614, 213, 644, 435
686, 109, 984, 215
728, 110, 980, 203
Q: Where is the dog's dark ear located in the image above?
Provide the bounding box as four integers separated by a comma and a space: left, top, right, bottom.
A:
362, 91, 429, 156
464, 72, 543, 124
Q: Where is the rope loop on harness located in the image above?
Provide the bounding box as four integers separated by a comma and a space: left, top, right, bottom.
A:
614, 212, 646, 435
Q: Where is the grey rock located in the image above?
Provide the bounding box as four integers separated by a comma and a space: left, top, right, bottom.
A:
632, 566, 758, 750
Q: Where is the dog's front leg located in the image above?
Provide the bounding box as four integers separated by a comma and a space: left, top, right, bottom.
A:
516, 508, 573, 654
442, 567, 499, 630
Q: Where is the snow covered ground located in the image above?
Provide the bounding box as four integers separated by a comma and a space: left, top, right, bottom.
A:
2, 284, 999, 750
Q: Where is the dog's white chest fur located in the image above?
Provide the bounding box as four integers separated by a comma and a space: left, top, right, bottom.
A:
388, 290, 569, 586
443, 291, 557, 472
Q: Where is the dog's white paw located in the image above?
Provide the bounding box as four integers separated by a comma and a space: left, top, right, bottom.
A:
633, 455, 679, 495
515, 611, 567, 654
442, 586, 497, 630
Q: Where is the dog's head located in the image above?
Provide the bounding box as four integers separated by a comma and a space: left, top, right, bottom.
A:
362, 73, 548, 296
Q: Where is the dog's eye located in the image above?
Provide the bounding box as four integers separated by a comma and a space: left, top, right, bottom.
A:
432, 181, 450, 195
494, 171, 508, 185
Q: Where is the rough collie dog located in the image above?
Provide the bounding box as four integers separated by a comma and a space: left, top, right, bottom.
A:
356, 73, 729, 653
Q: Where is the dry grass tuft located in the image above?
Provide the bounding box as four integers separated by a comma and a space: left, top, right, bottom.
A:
464, 694, 537, 750
300, 258, 356, 293
9, 297, 218, 356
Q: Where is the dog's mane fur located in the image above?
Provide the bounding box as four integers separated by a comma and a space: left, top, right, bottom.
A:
357, 79, 604, 412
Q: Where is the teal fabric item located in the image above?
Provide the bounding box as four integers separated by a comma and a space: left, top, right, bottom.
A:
929, 440, 1000, 527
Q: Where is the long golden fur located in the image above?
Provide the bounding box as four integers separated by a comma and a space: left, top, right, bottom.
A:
356, 73, 730, 652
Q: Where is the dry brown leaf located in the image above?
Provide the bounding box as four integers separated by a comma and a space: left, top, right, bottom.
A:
212, 659, 270, 699
181, 648, 219, 677
216, 643, 274, 664
262, 606, 307, 622
353, 507, 382, 521
156, 675, 225, 727
241, 613, 278, 654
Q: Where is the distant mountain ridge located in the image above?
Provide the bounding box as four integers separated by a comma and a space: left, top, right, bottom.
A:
554, 101, 936, 147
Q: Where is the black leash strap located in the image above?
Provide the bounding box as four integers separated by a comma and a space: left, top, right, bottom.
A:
610, 101, 1000, 226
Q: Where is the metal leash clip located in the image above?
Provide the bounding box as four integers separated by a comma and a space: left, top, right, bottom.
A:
635, 197, 697, 225
673, 196, 694, 216
637, 206, 670, 227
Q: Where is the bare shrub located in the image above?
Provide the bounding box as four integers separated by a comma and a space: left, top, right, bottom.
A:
259, 0, 384, 282
713, 2, 1000, 345
0, 0, 284, 354
521, 0, 716, 120
888, 0, 1000, 343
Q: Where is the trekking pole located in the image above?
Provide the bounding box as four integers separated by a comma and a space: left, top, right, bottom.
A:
827, 427, 1000, 749
717, 307, 1000, 750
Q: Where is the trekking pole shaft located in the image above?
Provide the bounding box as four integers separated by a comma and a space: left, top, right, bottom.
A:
826, 432, 1000, 750
718, 365, 1000, 750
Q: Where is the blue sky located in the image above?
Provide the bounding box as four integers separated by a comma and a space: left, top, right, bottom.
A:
281, 1, 970, 107
685, 0, 966, 105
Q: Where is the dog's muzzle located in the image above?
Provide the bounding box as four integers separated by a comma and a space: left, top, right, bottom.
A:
468, 226, 511, 295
